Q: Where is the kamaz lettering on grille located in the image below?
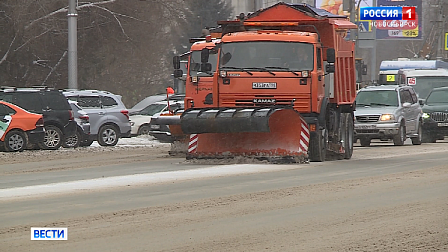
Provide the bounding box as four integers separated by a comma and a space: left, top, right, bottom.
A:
253, 99, 276, 103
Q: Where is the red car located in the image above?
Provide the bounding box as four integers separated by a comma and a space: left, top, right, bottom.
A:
0, 101, 45, 152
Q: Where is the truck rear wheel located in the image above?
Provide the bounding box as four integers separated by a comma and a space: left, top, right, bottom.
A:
309, 129, 327, 162
344, 113, 354, 159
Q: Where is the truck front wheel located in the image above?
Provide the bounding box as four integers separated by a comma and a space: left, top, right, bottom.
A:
309, 129, 327, 162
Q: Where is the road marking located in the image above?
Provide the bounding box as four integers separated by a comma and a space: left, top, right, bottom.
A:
0, 164, 304, 200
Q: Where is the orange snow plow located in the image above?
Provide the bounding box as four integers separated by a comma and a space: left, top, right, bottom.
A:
181, 107, 309, 160
173, 3, 357, 162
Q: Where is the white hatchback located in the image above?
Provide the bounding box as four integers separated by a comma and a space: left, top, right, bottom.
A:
129, 100, 183, 136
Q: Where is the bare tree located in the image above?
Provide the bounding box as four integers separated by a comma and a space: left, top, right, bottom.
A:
0, 0, 190, 106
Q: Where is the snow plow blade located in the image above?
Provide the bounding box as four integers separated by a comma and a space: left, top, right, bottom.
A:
151, 114, 181, 126
181, 107, 309, 159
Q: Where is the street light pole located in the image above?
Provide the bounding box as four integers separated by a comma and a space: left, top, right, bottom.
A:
68, 0, 78, 89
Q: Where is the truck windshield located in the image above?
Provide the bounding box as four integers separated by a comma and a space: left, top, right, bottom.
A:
220, 41, 314, 71
356, 90, 398, 107
406, 76, 448, 99
426, 89, 448, 105
189, 51, 218, 77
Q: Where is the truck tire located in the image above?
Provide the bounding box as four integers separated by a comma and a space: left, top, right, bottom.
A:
411, 121, 422, 145
309, 129, 327, 162
393, 124, 406, 146
344, 113, 354, 159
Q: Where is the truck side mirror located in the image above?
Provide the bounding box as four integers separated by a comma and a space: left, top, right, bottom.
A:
173, 56, 181, 70
419, 99, 425, 106
201, 48, 210, 63
173, 69, 183, 78
326, 48, 335, 64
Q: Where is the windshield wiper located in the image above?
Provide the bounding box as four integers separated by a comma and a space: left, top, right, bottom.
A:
244, 67, 276, 76
264, 66, 299, 76
220, 66, 253, 76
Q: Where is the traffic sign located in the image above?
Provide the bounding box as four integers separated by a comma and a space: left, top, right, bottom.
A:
358, 21, 372, 32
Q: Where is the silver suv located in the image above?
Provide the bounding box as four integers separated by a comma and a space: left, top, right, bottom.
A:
63, 90, 131, 146
354, 85, 423, 146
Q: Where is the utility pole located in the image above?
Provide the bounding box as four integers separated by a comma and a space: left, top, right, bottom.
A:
68, 0, 78, 89
436, 0, 447, 59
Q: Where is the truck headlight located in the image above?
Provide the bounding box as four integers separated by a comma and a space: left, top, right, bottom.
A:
380, 114, 395, 121
301, 70, 309, 77
422, 113, 430, 119
220, 70, 227, 78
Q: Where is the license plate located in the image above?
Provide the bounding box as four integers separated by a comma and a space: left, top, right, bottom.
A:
252, 82, 277, 89
437, 122, 448, 127
355, 125, 377, 129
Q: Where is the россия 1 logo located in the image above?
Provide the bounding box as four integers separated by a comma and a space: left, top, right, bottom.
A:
360, 6, 416, 21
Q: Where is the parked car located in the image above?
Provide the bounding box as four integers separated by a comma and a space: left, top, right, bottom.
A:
0, 101, 45, 152
0, 87, 77, 150
63, 90, 131, 146
63, 100, 91, 148
129, 94, 185, 136
149, 100, 184, 143
421, 87, 448, 142
354, 85, 423, 147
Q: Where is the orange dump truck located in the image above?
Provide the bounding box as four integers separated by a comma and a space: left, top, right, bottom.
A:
173, 3, 357, 162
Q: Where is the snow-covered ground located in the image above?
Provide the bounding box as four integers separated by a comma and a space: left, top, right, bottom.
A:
91, 135, 171, 148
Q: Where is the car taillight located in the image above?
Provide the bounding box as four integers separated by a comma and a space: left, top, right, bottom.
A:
69, 110, 74, 120
120, 110, 129, 120
35, 118, 44, 127
79, 115, 89, 122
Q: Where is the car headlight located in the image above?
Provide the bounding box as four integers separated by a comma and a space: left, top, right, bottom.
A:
422, 113, 430, 119
380, 114, 395, 121
150, 124, 160, 130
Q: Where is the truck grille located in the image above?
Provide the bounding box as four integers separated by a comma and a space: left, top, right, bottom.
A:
430, 112, 448, 122
356, 115, 380, 123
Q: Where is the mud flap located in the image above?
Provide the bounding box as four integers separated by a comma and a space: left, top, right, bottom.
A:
182, 108, 309, 159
